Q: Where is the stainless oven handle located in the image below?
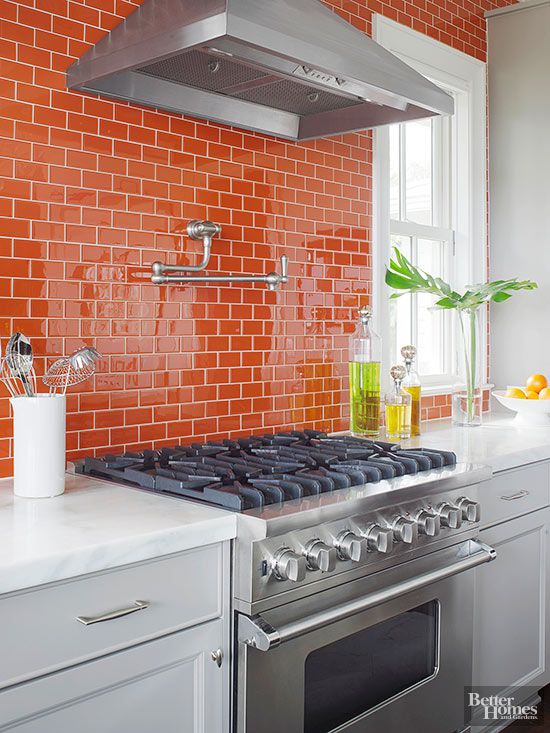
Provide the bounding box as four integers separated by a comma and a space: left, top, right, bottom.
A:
238, 540, 496, 652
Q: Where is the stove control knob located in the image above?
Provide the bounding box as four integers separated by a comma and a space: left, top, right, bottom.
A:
304, 540, 337, 573
334, 531, 368, 562
414, 510, 440, 537
363, 524, 394, 554
272, 548, 307, 583
456, 497, 481, 523
437, 502, 462, 529
391, 516, 417, 544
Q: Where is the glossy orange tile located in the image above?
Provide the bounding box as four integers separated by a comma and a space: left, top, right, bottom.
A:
0, 0, 501, 469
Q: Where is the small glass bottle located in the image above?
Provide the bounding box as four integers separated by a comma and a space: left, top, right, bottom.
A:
401, 345, 421, 437
349, 305, 382, 437
385, 365, 412, 440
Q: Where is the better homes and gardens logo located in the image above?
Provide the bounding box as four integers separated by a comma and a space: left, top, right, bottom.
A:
465, 687, 541, 726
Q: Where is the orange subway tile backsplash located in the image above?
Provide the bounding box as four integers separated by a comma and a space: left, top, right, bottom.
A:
0, 0, 509, 476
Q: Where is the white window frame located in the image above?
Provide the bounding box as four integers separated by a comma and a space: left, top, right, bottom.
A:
372, 16, 488, 394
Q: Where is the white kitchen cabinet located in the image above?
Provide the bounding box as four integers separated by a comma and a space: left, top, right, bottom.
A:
0, 619, 226, 733
473, 508, 550, 691
472, 460, 550, 731
0, 542, 231, 733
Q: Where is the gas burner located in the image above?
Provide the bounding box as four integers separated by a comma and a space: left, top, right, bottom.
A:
76, 431, 457, 512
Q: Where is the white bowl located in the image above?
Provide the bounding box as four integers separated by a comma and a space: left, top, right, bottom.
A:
493, 390, 550, 426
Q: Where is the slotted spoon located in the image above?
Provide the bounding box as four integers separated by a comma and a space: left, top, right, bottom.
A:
6, 333, 35, 397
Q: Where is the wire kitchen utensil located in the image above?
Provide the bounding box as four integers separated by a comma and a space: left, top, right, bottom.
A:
5, 333, 36, 397
43, 358, 85, 394
8, 352, 37, 396
0, 356, 18, 397
69, 346, 102, 371
43, 346, 102, 395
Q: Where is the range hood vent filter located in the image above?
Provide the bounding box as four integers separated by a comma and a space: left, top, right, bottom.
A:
137, 51, 362, 117
67, 0, 454, 141
138, 51, 268, 95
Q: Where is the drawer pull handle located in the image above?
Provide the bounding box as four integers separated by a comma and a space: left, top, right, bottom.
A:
76, 600, 150, 626
500, 490, 530, 501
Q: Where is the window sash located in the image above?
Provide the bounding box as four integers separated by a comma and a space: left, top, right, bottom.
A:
390, 219, 454, 245
388, 226, 455, 383
388, 112, 455, 383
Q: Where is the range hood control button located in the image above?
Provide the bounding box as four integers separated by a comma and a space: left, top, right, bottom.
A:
457, 497, 481, 523
391, 516, 417, 544
304, 540, 337, 573
272, 548, 307, 583
414, 510, 440, 537
362, 524, 394, 554
437, 503, 462, 529
334, 531, 368, 562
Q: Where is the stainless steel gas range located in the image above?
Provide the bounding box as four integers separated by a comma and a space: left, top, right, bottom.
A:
77, 431, 495, 733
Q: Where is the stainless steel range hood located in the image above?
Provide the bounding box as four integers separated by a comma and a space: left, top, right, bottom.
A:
67, 0, 454, 141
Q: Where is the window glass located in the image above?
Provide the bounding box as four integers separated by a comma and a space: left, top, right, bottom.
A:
405, 118, 433, 225
417, 238, 447, 376
389, 234, 412, 366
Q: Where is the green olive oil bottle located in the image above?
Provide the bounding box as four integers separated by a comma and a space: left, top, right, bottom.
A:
349, 306, 382, 436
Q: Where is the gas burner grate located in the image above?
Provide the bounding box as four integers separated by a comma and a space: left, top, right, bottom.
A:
77, 432, 457, 512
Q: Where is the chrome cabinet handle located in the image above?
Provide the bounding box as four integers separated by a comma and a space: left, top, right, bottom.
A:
210, 649, 223, 667
500, 490, 529, 501
238, 540, 496, 652
76, 600, 150, 626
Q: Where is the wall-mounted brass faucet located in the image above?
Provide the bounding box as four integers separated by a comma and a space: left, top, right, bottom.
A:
151, 220, 289, 291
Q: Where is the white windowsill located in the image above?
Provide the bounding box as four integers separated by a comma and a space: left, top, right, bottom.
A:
421, 383, 494, 397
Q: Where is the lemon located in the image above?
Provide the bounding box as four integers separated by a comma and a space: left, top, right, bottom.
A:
505, 387, 526, 399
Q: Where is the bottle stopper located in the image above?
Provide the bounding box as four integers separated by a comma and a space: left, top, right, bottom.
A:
358, 305, 373, 323
390, 364, 406, 384
401, 345, 417, 363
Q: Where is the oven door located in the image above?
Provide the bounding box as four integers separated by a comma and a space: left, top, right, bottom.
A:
235, 539, 495, 733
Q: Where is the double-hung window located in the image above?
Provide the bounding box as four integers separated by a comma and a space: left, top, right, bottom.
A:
388, 115, 454, 382
373, 17, 487, 392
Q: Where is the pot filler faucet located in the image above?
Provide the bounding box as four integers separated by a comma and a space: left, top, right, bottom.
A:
151, 220, 289, 291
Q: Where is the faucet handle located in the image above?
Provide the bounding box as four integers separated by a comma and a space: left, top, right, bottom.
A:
266, 255, 289, 291
280, 254, 289, 281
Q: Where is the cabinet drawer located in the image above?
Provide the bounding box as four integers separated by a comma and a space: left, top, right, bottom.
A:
481, 462, 550, 527
0, 542, 224, 690
0, 619, 226, 732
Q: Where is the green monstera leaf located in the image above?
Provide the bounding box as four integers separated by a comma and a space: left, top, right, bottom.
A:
385, 248, 537, 311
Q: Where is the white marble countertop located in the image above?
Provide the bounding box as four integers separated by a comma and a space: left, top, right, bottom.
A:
0, 474, 236, 596
2, 411, 549, 596
404, 411, 550, 473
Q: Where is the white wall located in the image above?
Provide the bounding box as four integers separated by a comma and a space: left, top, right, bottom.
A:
488, 1, 550, 389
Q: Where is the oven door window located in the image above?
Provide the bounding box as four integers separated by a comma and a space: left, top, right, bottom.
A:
304, 600, 439, 733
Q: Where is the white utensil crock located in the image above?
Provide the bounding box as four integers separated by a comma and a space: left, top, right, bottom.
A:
10, 395, 66, 498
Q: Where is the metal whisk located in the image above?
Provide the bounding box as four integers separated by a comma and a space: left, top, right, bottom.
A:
0, 355, 18, 397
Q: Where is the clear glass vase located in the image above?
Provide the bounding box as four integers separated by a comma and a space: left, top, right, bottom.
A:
452, 308, 482, 427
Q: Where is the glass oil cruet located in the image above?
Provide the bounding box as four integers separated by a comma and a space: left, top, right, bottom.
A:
401, 345, 421, 436
385, 365, 412, 440
349, 305, 382, 437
